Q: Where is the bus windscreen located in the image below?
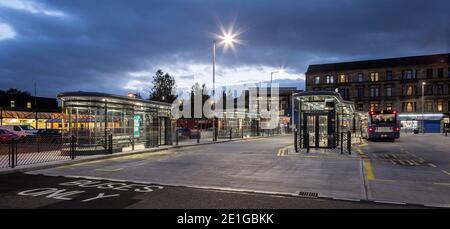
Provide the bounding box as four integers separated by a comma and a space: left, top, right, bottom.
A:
370, 113, 396, 124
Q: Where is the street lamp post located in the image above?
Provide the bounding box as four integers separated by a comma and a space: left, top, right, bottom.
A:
211, 29, 239, 141
270, 69, 284, 86
422, 81, 426, 134
212, 40, 216, 141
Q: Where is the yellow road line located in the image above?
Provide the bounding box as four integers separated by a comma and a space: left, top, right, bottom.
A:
277, 144, 293, 156
359, 139, 368, 147
363, 159, 375, 181
355, 147, 368, 158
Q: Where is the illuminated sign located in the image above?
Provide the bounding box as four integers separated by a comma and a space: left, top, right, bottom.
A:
134, 115, 141, 137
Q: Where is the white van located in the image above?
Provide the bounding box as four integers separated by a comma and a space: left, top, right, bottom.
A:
0, 125, 38, 138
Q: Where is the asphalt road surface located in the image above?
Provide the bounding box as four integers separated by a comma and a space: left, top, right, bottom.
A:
1, 134, 448, 208
0, 172, 419, 209
359, 134, 450, 207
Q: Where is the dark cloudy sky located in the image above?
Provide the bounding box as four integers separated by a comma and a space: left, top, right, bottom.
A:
0, 0, 449, 97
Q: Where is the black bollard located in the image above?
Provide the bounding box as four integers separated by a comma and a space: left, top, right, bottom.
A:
294, 129, 298, 153
306, 135, 310, 153
347, 131, 352, 155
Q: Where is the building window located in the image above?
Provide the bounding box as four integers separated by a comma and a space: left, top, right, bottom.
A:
326, 75, 334, 84
385, 86, 392, 97
385, 102, 393, 111
338, 74, 348, 83
357, 73, 364, 82
10, 101, 15, 108
313, 87, 321, 91
437, 85, 444, 95
370, 87, 379, 97
403, 69, 416, 80
370, 102, 379, 111
437, 68, 444, 78
386, 70, 393, 81
426, 101, 433, 112
314, 76, 320, 85
357, 87, 364, 98
425, 85, 433, 96
437, 100, 443, 112
370, 72, 379, 82
426, 68, 433, 79
404, 102, 414, 112
405, 85, 415, 96
27, 102, 32, 109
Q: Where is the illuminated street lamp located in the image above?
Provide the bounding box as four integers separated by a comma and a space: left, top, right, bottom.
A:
212, 28, 240, 141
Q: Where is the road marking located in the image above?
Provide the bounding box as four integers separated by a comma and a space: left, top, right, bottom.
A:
277, 144, 293, 156
428, 163, 437, 168
95, 168, 124, 172
355, 147, 368, 158
359, 140, 368, 147
433, 182, 450, 187
441, 170, 450, 176
363, 159, 375, 181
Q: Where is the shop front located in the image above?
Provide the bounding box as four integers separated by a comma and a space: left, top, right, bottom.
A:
399, 113, 445, 133
58, 92, 172, 154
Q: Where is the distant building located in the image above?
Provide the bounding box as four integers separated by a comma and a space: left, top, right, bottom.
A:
0, 93, 61, 129
305, 53, 450, 133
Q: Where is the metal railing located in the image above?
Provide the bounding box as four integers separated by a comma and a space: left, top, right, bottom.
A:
294, 130, 352, 155
0, 134, 118, 169
1, 136, 70, 169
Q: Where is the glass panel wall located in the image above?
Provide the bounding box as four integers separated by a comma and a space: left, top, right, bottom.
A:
59, 92, 172, 155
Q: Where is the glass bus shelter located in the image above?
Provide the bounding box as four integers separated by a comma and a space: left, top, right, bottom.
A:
293, 91, 356, 149
58, 92, 172, 154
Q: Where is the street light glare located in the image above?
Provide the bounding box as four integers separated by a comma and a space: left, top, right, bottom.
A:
223, 33, 236, 45
215, 25, 243, 51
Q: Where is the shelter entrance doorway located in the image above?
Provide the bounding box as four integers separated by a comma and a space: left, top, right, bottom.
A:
304, 112, 331, 148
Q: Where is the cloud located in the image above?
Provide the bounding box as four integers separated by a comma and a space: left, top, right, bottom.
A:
0, 22, 16, 40
0, 0, 65, 17
0, 0, 448, 97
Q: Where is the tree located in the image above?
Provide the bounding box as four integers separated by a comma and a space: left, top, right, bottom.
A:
149, 69, 177, 103
0, 88, 31, 97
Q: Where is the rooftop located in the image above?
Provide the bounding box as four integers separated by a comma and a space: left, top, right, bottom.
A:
306, 53, 450, 74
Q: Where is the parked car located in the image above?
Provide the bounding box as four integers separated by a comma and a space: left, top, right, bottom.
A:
0, 125, 37, 138
0, 129, 19, 143
36, 129, 62, 137
176, 127, 200, 139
